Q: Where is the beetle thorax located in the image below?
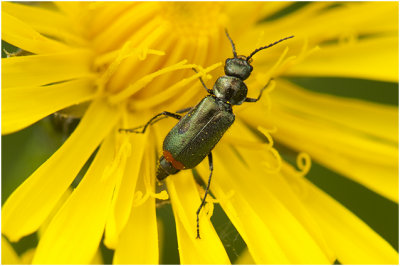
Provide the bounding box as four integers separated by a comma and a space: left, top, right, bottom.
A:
213, 76, 247, 105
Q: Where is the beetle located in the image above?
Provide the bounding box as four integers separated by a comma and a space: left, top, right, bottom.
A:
120, 30, 294, 238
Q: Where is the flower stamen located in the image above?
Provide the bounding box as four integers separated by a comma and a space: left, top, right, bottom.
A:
108, 59, 191, 104
129, 62, 222, 110
102, 137, 132, 182
262, 148, 283, 174
95, 41, 165, 95
132, 191, 147, 207
257, 126, 283, 173
94, 43, 165, 68
295, 152, 312, 176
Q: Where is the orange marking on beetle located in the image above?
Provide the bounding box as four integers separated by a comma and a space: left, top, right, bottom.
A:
163, 150, 185, 170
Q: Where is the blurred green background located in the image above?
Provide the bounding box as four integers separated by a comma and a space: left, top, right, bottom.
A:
2, 2, 399, 263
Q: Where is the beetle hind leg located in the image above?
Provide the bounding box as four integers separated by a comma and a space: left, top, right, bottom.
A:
196, 152, 213, 239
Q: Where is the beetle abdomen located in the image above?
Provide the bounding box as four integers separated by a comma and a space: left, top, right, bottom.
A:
163, 96, 234, 169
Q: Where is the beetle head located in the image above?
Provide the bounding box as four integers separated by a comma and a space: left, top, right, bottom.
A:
224, 29, 294, 79
224, 57, 253, 81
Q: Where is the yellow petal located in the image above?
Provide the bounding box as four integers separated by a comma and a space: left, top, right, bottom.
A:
279, 118, 397, 202
274, 80, 398, 143
2, 2, 87, 46
2, 77, 96, 134
33, 133, 119, 264
286, 35, 398, 82
223, 2, 282, 36
20, 248, 35, 264
285, 164, 399, 264
242, 82, 398, 202
113, 150, 159, 264
227, 122, 337, 262
259, 2, 397, 48
241, 3, 332, 46
113, 197, 159, 264
193, 119, 334, 263
197, 145, 331, 264
1, 236, 20, 264
2, 99, 121, 242
86, 2, 137, 38
192, 150, 282, 263
2, 50, 94, 88
90, 249, 104, 265
103, 130, 147, 248
206, 176, 290, 264
38, 188, 73, 239
92, 2, 159, 53
166, 170, 230, 264
2, 11, 69, 54
258, 1, 293, 19
53, 2, 85, 18
235, 248, 255, 264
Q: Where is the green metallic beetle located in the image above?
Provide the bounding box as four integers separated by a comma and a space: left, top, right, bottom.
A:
120, 30, 294, 238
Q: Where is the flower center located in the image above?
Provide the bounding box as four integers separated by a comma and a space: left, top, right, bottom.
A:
160, 2, 226, 41
97, 2, 227, 114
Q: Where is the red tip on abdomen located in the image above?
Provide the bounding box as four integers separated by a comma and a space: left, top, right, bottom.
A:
163, 150, 185, 170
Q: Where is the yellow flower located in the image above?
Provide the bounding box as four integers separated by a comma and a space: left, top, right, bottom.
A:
2, 2, 398, 264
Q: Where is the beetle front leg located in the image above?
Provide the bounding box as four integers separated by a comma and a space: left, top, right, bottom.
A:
192, 68, 213, 94
119, 111, 181, 134
196, 152, 213, 239
244, 78, 274, 103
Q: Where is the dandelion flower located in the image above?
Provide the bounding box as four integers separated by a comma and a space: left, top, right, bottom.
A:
2, 2, 398, 264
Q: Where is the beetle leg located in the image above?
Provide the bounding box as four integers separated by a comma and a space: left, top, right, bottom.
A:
146, 106, 192, 126
176, 106, 193, 114
192, 68, 213, 94
244, 78, 274, 102
196, 152, 213, 239
119, 111, 181, 134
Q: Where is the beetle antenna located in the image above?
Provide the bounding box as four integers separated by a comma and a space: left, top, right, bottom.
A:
225, 29, 238, 58
246, 35, 294, 61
